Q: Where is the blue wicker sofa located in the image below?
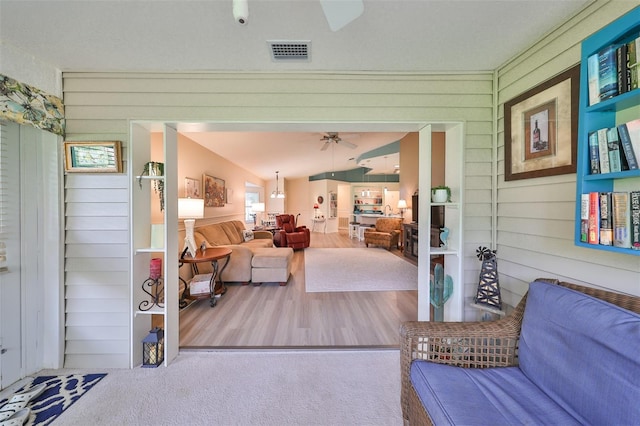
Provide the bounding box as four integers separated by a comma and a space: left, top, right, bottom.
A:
400, 279, 640, 425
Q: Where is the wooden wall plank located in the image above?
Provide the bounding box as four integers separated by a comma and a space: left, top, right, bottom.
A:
66, 326, 128, 340
66, 244, 129, 258
62, 69, 495, 367
66, 202, 128, 217
66, 271, 129, 285
63, 354, 129, 369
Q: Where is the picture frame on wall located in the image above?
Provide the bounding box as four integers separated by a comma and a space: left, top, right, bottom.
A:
504, 64, 579, 181
64, 141, 122, 173
184, 177, 201, 198
203, 174, 225, 207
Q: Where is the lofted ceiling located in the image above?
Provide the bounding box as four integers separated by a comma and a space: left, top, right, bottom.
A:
1, 0, 593, 180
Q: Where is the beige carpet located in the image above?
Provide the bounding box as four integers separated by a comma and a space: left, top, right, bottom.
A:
36, 350, 403, 426
304, 248, 418, 292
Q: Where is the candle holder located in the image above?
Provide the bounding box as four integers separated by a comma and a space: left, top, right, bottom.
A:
139, 277, 164, 311
139, 258, 164, 311
138, 278, 164, 311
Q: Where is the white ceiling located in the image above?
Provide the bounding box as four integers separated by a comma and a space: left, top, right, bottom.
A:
1, 0, 593, 180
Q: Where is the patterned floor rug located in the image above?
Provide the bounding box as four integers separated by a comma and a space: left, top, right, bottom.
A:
0, 374, 106, 425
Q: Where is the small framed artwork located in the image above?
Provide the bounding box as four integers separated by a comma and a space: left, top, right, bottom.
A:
64, 141, 122, 173
184, 177, 201, 198
504, 64, 579, 181
203, 174, 225, 207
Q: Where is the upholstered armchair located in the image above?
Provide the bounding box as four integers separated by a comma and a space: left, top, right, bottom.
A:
364, 217, 403, 250
274, 214, 310, 249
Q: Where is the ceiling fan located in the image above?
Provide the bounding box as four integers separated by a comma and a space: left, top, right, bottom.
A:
320, 132, 358, 151
319, 0, 364, 32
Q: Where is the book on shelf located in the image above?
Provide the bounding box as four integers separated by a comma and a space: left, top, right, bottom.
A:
589, 131, 601, 174
617, 43, 628, 95
587, 53, 601, 106
607, 127, 623, 173
588, 192, 600, 244
598, 45, 619, 101
580, 193, 589, 243
597, 128, 611, 174
631, 191, 640, 250
624, 119, 640, 162
612, 192, 631, 248
628, 36, 639, 91
599, 192, 613, 246
617, 122, 639, 170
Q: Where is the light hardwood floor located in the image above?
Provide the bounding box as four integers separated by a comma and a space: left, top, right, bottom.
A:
179, 230, 418, 348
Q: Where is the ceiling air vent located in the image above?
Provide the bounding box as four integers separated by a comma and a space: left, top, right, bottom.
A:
268, 40, 311, 62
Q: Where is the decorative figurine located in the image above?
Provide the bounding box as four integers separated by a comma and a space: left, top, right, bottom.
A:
474, 246, 502, 309
430, 263, 453, 322
440, 227, 449, 249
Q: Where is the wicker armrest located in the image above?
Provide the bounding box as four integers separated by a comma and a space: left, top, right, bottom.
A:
400, 296, 528, 423
400, 315, 523, 368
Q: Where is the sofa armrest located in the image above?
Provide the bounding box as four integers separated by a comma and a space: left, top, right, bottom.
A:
253, 230, 273, 240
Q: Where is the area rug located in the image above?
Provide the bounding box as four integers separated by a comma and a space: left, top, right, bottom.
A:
0, 374, 106, 425
304, 248, 418, 292
35, 351, 402, 425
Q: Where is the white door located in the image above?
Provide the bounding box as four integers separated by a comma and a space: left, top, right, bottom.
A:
0, 121, 22, 388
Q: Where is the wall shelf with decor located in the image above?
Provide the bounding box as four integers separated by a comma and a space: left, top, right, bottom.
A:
574, 7, 640, 255
130, 124, 179, 368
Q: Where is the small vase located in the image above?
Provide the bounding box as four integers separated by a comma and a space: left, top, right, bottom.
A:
432, 189, 448, 203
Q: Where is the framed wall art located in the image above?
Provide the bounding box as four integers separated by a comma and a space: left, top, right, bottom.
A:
203, 174, 225, 207
504, 64, 579, 181
184, 177, 201, 198
64, 141, 122, 173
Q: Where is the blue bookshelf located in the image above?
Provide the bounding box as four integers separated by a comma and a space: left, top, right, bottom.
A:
574, 6, 640, 255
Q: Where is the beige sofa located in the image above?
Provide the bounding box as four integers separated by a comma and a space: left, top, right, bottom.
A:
183, 220, 274, 285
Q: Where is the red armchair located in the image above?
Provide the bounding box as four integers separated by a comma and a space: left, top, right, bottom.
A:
274, 214, 310, 249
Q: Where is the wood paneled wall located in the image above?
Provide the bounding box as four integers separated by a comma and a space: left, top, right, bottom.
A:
63, 71, 494, 367
495, 1, 640, 306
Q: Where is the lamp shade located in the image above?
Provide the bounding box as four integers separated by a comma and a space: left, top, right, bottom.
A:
178, 198, 204, 219
251, 202, 265, 212
397, 199, 408, 209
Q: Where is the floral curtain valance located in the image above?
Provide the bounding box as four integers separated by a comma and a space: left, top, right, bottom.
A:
0, 74, 65, 136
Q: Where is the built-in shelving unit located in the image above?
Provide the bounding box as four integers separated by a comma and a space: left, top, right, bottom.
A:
130, 123, 179, 368
418, 124, 465, 322
353, 187, 383, 214
574, 7, 640, 256
329, 191, 337, 218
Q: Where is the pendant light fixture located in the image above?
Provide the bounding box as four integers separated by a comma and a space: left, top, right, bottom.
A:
270, 171, 285, 199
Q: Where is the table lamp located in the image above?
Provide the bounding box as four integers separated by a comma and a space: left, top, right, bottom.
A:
251, 202, 265, 226
178, 198, 204, 257
397, 199, 408, 219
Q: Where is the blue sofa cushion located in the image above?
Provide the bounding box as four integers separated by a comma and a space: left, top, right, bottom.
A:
519, 280, 640, 425
410, 361, 581, 425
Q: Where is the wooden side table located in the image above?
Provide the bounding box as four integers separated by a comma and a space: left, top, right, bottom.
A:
179, 247, 232, 307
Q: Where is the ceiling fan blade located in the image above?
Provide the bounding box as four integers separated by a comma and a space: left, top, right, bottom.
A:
338, 139, 358, 149
319, 0, 364, 32
320, 141, 330, 151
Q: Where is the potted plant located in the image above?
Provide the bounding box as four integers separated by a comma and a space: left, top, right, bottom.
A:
138, 162, 165, 211
431, 185, 451, 203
